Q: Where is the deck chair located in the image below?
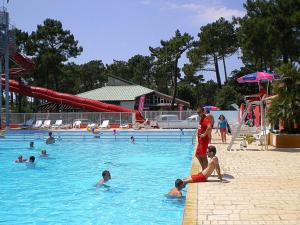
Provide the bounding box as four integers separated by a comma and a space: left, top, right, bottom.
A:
100, 120, 110, 129
21, 119, 34, 129
51, 120, 62, 129
87, 123, 98, 129
33, 120, 43, 129
41, 120, 51, 129
73, 120, 81, 129
120, 124, 129, 129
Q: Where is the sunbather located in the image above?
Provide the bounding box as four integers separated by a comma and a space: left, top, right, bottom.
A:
184, 146, 222, 184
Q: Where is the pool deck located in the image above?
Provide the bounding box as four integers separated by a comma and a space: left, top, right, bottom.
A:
183, 133, 300, 225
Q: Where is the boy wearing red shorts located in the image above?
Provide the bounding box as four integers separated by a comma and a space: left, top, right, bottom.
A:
184, 145, 222, 184
196, 107, 212, 170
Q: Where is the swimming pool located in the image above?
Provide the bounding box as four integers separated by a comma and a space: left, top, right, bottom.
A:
0, 131, 194, 225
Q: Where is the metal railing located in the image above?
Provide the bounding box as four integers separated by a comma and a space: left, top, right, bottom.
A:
0, 110, 239, 127
0, 133, 195, 144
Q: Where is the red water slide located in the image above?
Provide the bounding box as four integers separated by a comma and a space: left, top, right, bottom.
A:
1, 79, 144, 121
2, 52, 144, 122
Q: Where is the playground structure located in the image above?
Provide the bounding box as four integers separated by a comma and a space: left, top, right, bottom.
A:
0, 8, 144, 126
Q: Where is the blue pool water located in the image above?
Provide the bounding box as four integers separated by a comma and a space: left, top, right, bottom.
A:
0, 131, 194, 225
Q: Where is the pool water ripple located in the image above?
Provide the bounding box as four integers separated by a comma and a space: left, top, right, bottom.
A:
0, 132, 193, 225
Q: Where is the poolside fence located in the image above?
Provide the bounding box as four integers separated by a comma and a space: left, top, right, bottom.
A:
1, 110, 238, 127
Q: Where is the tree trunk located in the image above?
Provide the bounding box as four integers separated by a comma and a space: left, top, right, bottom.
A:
213, 54, 222, 88
222, 56, 228, 83
283, 54, 288, 63
171, 59, 179, 110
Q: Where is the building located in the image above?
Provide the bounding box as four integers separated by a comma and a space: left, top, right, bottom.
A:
37, 75, 190, 112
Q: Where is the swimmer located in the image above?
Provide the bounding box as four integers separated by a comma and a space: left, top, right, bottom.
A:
130, 136, 135, 143
112, 129, 117, 135
96, 170, 111, 187
26, 156, 36, 168
167, 179, 185, 197
46, 132, 55, 144
40, 149, 49, 157
29, 141, 34, 148
15, 155, 27, 163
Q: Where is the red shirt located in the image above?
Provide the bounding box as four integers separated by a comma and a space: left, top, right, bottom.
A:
259, 89, 267, 98
198, 115, 210, 138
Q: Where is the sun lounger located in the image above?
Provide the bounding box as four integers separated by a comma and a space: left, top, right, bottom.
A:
73, 120, 81, 129
120, 124, 129, 129
100, 120, 110, 129
51, 120, 62, 129
33, 120, 43, 129
41, 120, 51, 129
21, 119, 34, 129
87, 123, 98, 129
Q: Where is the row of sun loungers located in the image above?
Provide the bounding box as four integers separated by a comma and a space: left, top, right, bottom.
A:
21, 119, 110, 129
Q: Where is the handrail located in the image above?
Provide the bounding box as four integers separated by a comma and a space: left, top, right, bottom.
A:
0, 134, 195, 143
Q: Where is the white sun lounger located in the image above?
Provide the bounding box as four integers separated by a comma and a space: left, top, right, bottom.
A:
52, 120, 62, 129
100, 120, 110, 129
73, 120, 81, 129
33, 120, 43, 129
41, 120, 51, 129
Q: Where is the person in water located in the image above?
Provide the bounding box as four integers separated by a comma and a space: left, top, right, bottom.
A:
26, 156, 36, 168
15, 155, 27, 163
46, 132, 55, 144
130, 136, 135, 143
96, 170, 111, 187
167, 179, 185, 197
40, 150, 49, 157
29, 141, 34, 148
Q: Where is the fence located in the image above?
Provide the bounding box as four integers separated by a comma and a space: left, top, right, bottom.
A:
0, 110, 239, 126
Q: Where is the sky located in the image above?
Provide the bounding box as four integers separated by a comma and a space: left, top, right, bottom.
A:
6, 0, 246, 83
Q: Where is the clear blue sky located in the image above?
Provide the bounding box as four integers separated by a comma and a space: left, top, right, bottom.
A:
7, 0, 246, 83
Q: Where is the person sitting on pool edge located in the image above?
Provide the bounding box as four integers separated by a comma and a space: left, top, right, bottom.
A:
15, 155, 27, 163
167, 179, 185, 197
46, 132, 55, 144
96, 170, 111, 187
171, 146, 223, 190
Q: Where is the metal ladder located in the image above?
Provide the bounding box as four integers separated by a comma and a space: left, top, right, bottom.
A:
227, 99, 269, 151
227, 103, 252, 151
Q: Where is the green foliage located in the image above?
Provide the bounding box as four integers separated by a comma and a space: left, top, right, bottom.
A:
127, 55, 154, 87
196, 80, 219, 108
267, 63, 300, 133
188, 17, 238, 87
27, 18, 83, 90
238, 0, 300, 69
215, 84, 243, 110
150, 30, 194, 109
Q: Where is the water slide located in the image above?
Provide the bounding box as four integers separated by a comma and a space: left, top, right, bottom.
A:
2, 52, 144, 122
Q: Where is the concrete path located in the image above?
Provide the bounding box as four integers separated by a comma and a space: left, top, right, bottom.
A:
183, 133, 300, 225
